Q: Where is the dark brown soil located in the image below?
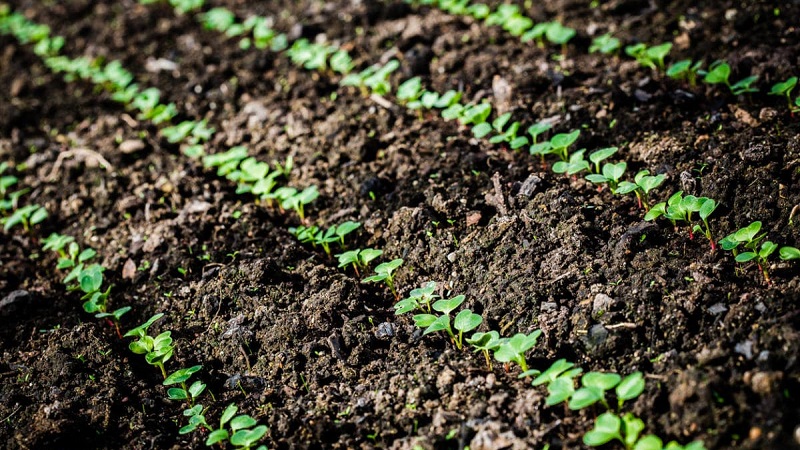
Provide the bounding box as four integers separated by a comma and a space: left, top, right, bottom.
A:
2, 0, 800, 449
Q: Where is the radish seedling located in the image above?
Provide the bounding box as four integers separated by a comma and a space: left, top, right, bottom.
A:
703, 61, 759, 95
413, 295, 482, 350
552, 149, 589, 175
588, 147, 618, 173
394, 281, 439, 314
585, 162, 627, 193
545, 22, 576, 52
568, 371, 621, 410
363, 258, 404, 298
616, 169, 666, 210
467, 330, 503, 370
204, 403, 268, 449
549, 129, 580, 161
769, 77, 799, 112
164, 365, 205, 407
125, 313, 173, 378
667, 60, 703, 87
2, 203, 47, 232
493, 330, 542, 372
625, 42, 672, 71
280, 186, 319, 221
584, 412, 706, 450
527, 359, 583, 406
336, 248, 383, 275
590, 33, 620, 55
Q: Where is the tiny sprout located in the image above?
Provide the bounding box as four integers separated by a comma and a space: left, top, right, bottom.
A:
585, 162, 627, 193
703, 61, 759, 95
459, 103, 492, 127
545, 22, 576, 51
467, 330, 503, 370
335, 221, 361, 247
164, 365, 205, 407
205, 403, 269, 449
719, 221, 779, 282
568, 371, 621, 410
616, 371, 646, 408
281, 185, 319, 221
616, 169, 666, 210
413, 295, 481, 350
552, 149, 589, 175
42, 232, 75, 258
769, 77, 798, 111
667, 59, 703, 87
549, 129, 581, 161
336, 248, 382, 275
588, 147, 618, 173
2, 203, 48, 232
493, 330, 542, 372
201, 7, 235, 33
124, 313, 173, 378
589, 33, 621, 55
690, 198, 719, 251
780, 246, 800, 260
394, 281, 438, 314
485, 113, 528, 149
625, 42, 672, 71
527, 121, 552, 144
95, 306, 132, 339
521, 22, 551, 47
362, 258, 404, 298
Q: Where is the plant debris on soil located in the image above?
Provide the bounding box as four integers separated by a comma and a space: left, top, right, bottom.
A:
1, 0, 800, 449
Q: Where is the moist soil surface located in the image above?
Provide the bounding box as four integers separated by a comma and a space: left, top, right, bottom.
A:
1, 0, 800, 449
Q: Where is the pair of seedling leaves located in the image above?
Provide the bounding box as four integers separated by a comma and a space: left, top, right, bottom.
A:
769, 76, 800, 113
287, 38, 353, 74
0, 163, 48, 232
291, 220, 362, 257
181, 403, 267, 449
363, 258, 404, 299
341, 59, 400, 96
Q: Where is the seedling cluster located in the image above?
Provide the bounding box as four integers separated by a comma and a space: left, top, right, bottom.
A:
0, 162, 47, 233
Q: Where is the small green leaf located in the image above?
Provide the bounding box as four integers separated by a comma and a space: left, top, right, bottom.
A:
230, 414, 258, 431
433, 295, 466, 315
617, 372, 646, 402
205, 429, 230, 446
230, 425, 268, 447
453, 309, 482, 334
779, 246, 800, 260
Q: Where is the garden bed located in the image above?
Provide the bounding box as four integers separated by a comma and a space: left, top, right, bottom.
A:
1, 0, 799, 449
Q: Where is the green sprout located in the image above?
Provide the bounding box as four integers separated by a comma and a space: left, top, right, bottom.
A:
552, 149, 589, 175
569, 371, 622, 410
336, 248, 383, 275
341, 60, 400, 96
362, 258, 404, 299
716, 221, 799, 282
588, 147, 618, 173
486, 113, 528, 149
590, 33, 621, 55
666, 60, 703, 87
204, 404, 268, 450
164, 365, 206, 407
124, 313, 173, 378
616, 169, 666, 210
201, 7, 235, 33
545, 22, 576, 52
768, 77, 798, 112
703, 61, 759, 95
585, 162, 627, 193
280, 186, 319, 221
413, 295, 482, 350
287, 39, 337, 71
646, 192, 717, 244
458, 103, 493, 128
625, 42, 672, 71
2, 203, 47, 232
584, 412, 706, 450
548, 129, 580, 161
690, 198, 719, 251
522, 22, 549, 47
780, 246, 800, 260
467, 330, 504, 370
95, 306, 132, 338
168, 0, 204, 15
527, 359, 583, 406
493, 330, 542, 372
394, 281, 439, 314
